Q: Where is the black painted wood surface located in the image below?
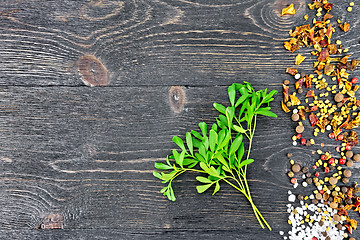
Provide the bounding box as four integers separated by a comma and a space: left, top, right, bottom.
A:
1, 0, 360, 239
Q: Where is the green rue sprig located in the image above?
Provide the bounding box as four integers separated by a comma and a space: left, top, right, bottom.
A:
153, 82, 278, 230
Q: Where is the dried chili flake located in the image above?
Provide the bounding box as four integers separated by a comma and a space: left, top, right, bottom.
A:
286, 68, 298, 75
345, 224, 353, 234
283, 84, 289, 102
298, 108, 306, 120
295, 79, 304, 89
351, 59, 360, 70
323, 13, 333, 21
309, 113, 318, 127
295, 54, 306, 65
290, 94, 300, 105
323, 3, 333, 11
341, 55, 351, 65
318, 49, 329, 62
340, 22, 350, 32
327, 44, 338, 54
281, 101, 290, 113
324, 64, 335, 75
282, 4, 296, 16
305, 75, 312, 88
306, 90, 315, 97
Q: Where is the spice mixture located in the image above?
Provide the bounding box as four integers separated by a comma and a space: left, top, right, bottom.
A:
281, 1, 359, 240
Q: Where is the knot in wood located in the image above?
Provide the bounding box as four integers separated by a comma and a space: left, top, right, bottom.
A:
78, 54, 109, 87
169, 86, 186, 114
38, 213, 64, 229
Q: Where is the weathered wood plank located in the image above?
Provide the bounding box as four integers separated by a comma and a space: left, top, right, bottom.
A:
0, 85, 290, 233
0, 0, 359, 86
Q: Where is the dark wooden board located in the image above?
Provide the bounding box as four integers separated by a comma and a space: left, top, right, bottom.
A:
1, 0, 360, 239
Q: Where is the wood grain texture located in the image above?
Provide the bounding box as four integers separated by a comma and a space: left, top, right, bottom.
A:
1, 0, 360, 239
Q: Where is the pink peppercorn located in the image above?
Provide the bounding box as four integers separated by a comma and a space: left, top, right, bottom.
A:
345, 145, 351, 151
321, 155, 326, 160
301, 138, 306, 145
329, 132, 335, 139
315, 172, 320, 177
338, 134, 344, 141
339, 158, 346, 165
328, 158, 334, 164
351, 77, 358, 84
296, 133, 301, 139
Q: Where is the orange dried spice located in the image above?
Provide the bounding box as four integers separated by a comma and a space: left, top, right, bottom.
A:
295, 54, 306, 65
282, 4, 296, 16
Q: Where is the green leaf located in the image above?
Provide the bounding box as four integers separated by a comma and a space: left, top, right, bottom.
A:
178, 151, 185, 168
191, 130, 203, 140
213, 181, 220, 195
213, 102, 226, 114
238, 159, 254, 169
229, 135, 243, 156
192, 138, 201, 148
239, 85, 248, 96
233, 125, 246, 133
161, 170, 177, 182
218, 114, 228, 127
155, 163, 173, 170
183, 158, 198, 166
209, 129, 218, 152
263, 89, 278, 103
196, 183, 213, 193
237, 142, 245, 162
196, 176, 213, 184
228, 84, 236, 106
200, 162, 219, 177
167, 186, 176, 201
235, 93, 249, 108
172, 136, 186, 152
211, 123, 218, 132
153, 171, 162, 179
218, 130, 231, 150
256, 110, 278, 118
172, 150, 180, 163
215, 153, 229, 169
199, 144, 207, 160
195, 153, 206, 163
186, 132, 193, 155
226, 107, 235, 126
160, 186, 167, 194
199, 122, 208, 137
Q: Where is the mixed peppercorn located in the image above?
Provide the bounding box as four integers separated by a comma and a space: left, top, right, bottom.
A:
281, 0, 360, 239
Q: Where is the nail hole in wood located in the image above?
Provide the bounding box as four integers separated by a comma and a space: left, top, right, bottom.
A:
38, 213, 64, 229
78, 54, 109, 87
169, 86, 186, 114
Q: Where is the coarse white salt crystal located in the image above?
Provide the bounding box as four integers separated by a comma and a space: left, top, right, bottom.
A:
279, 231, 284, 235
302, 182, 308, 187
295, 73, 301, 80
326, 125, 332, 130
293, 183, 298, 188
293, 109, 298, 114
288, 194, 296, 202
292, 141, 297, 146
288, 190, 292, 195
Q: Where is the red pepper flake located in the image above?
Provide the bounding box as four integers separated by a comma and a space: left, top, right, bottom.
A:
283, 84, 289, 102
286, 68, 298, 76
310, 106, 318, 111
324, 167, 329, 173
323, 3, 333, 11
290, 178, 297, 184
328, 158, 334, 164
315, 172, 320, 177
296, 134, 302, 139
340, 22, 350, 32
313, 165, 317, 170
345, 224, 352, 234
318, 49, 329, 62
306, 90, 315, 98
295, 78, 304, 89
309, 113, 318, 127
319, 190, 324, 194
